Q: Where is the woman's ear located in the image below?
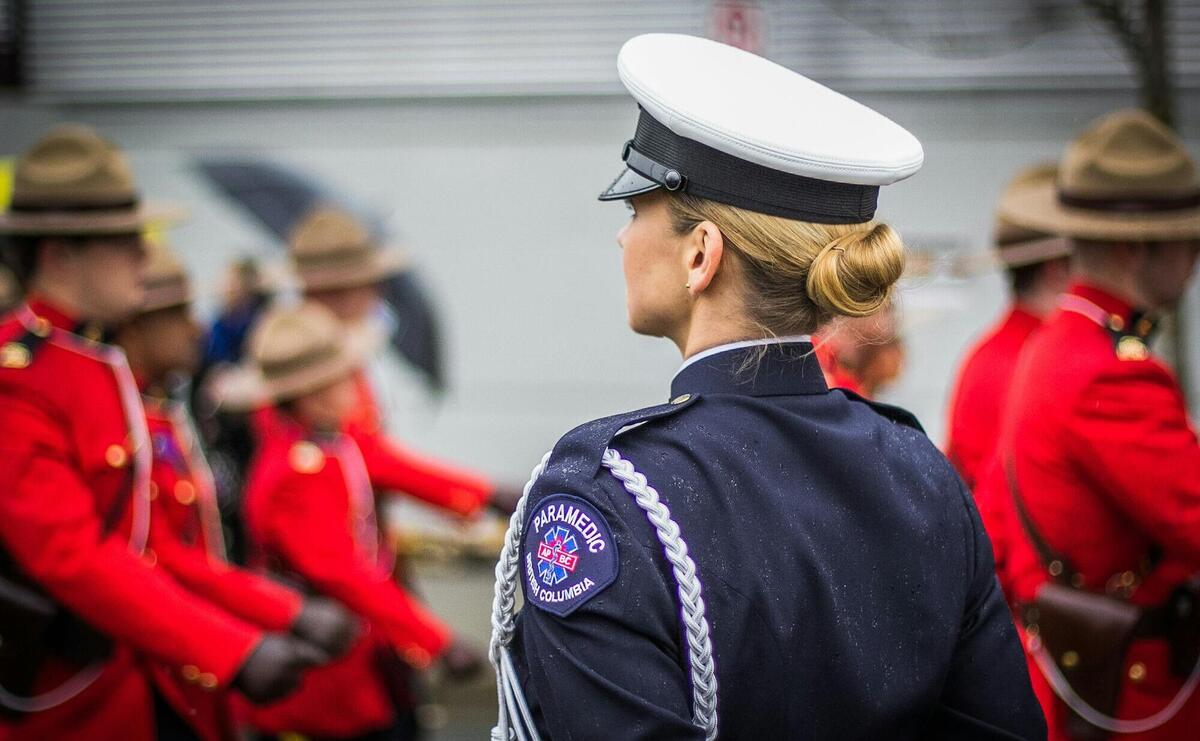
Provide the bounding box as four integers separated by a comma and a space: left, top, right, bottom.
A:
685, 221, 725, 296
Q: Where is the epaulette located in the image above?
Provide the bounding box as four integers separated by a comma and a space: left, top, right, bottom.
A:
1105, 311, 1156, 362
547, 393, 702, 480
0, 320, 53, 370
839, 389, 925, 434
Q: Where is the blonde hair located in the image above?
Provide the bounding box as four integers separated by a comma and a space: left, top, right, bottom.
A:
666, 193, 904, 334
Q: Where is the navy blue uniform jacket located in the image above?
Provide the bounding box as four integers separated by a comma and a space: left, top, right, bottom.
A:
512, 341, 1045, 740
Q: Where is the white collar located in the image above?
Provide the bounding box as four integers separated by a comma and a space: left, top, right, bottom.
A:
673, 335, 813, 380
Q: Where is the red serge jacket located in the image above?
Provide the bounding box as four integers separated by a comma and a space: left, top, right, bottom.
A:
945, 306, 1042, 490
142, 395, 304, 741
0, 300, 262, 741
239, 416, 452, 736
976, 283, 1200, 740
345, 370, 493, 517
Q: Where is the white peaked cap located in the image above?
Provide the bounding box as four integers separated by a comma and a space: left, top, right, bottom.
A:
599, 34, 924, 223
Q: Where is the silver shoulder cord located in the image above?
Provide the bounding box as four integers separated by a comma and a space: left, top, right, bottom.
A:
490, 448, 718, 741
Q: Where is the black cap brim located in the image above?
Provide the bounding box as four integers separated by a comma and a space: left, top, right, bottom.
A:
597, 166, 661, 201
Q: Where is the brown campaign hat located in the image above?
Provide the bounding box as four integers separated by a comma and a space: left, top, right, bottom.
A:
289, 207, 406, 292
215, 301, 382, 410
999, 109, 1200, 242
0, 124, 184, 236
993, 163, 1073, 268
139, 240, 193, 313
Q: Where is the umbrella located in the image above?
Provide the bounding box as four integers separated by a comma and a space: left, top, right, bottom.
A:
194, 157, 445, 393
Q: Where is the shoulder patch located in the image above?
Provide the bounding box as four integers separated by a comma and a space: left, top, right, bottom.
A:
289, 441, 325, 474
523, 493, 618, 617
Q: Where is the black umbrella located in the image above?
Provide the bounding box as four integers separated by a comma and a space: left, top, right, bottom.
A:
194, 157, 445, 393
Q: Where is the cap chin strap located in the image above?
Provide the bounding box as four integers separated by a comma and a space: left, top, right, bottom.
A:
490, 448, 719, 741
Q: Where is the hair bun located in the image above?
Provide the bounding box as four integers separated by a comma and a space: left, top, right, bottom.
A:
804, 223, 904, 318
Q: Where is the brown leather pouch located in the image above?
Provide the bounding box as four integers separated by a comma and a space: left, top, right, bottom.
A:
1024, 583, 1142, 741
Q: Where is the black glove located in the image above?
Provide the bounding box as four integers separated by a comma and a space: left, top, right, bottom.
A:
487, 485, 524, 517
439, 638, 485, 681
292, 597, 359, 659
234, 634, 327, 704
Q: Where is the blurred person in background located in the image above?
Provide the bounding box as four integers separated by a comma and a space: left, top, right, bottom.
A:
0, 125, 321, 741
193, 257, 275, 565
814, 297, 905, 398
204, 257, 271, 369
945, 164, 1073, 491
976, 109, 1200, 741
111, 239, 359, 740
286, 207, 521, 518
231, 301, 484, 741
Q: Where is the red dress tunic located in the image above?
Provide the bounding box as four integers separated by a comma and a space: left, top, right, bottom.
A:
945, 305, 1042, 490
0, 300, 262, 741
976, 283, 1200, 740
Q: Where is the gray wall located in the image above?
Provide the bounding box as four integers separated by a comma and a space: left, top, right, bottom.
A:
3, 89, 1199, 484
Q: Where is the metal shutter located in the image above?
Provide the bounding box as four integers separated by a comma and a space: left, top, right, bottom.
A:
22, 0, 1200, 101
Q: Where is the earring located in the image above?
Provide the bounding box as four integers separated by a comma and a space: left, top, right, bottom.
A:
685, 282, 692, 290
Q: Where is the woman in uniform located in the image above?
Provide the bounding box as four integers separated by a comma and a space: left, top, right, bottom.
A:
490, 34, 1045, 740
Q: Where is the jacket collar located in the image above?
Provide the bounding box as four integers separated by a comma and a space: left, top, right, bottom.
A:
1068, 282, 1137, 323
24, 296, 105, 340
670, 339, 827, 399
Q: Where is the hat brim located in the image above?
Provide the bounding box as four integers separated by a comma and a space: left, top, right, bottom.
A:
598, 167, 662, 201
211, 320, 384, 412
999, 181, 1200, 242
139, 286, 193, 315
0, 200, 187, 236
296, 245, 408, 292
996, 236, 1074, 268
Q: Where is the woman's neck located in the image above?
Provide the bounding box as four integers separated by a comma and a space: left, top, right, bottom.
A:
675, 299, 765, 361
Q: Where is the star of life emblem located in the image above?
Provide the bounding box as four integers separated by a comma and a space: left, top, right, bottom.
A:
536, 525, 580, 586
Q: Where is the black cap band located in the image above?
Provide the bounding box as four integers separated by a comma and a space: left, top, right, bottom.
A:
617, 110, 880, 224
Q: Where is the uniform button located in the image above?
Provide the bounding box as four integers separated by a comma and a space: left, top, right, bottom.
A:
1060, 650, 1080, 669
174, 480, 196, 505
0, 343, 30, 369
31, 317, 51, 338
1129, 662, 1147, 682
106, 444, 129, 469
141, 548, 158, 568
1107, 315, 1126, 332
181, 665, 200, 682
671, 394, 692, 405
404, 647, 431, 668
1048, 560, 1064, 578
198, 673, 218, 690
